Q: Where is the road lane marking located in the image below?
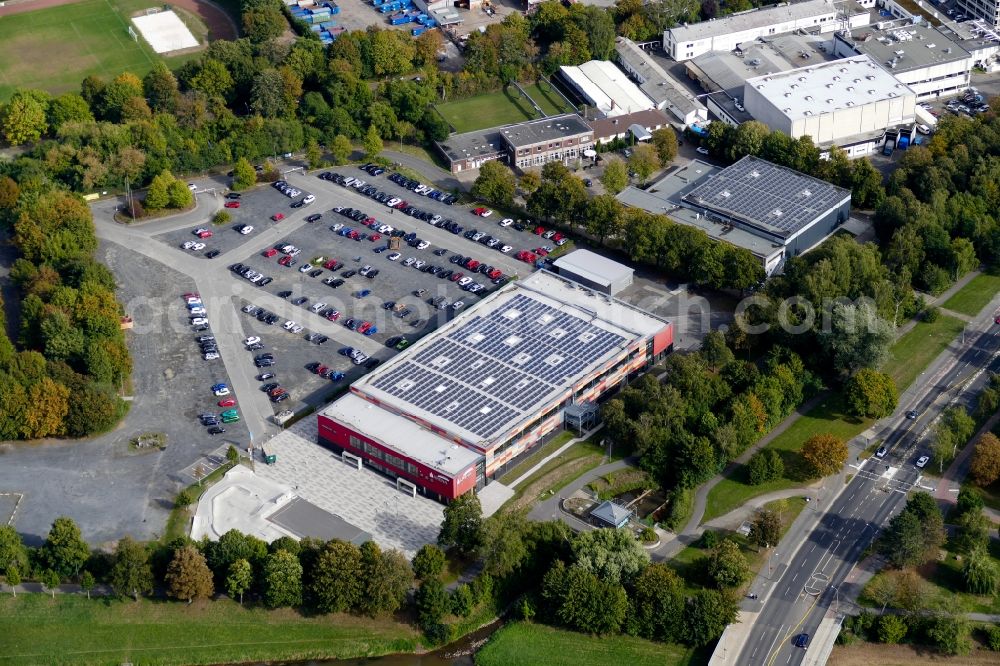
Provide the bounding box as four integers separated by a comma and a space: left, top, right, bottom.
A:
765, 596, 820, 666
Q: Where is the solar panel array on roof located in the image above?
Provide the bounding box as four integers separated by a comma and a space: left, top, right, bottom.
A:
681, 155, 849, 239
369, 294, 627, 439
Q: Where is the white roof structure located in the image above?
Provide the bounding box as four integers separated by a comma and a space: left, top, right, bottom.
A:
553, 249, 635, 289
560, 60, 654, 118
345, 271, 669, 450
321, 393, 482, 475
669, 0, 837, 43
745, 55, 913, 121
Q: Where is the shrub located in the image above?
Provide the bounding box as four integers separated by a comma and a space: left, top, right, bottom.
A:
212, 210, 232, 226
923, 307, 940, 323
175, 489, 195, 508
640, 527, 658, 543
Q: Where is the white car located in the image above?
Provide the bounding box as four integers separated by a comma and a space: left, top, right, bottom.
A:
298, 264, 312, 273
352, 353, 369, 365
386, 198, 401, 207
331, 223, 344, 232
186, 297, 202, 304
500, 245, 512, 253
191, 242, 206, 251
310, 302, 327, 313
413, 260, 426, 269
916, 455, 929, 468
430, 214, 442, 224
194, 228, 209, 236
457, 277, 473, 286
402, 257, 416, 267
239, 225, 254, 235
288, 248, 301, 257
241, 304, 256, 313
378, 224, 394, 234
388, 252, 401, 261
214, 387, 231, 396
451, 301, 465, 310
302, 194, 316, 205
417, 241, 430, 250
187, 183, 197, 191
555, 238, 569, 246
286, 188, 301, 198
244, 336, 261, 346
479, 209, 493, 217
191, 318, 208, 326
283, 320, 296, 330
204, 352, 219, 360
182, 241, 195, 250
189, 307, 206, 316
916, 124, 932, 135
291, 325, 304, 334
499, 218, 513, 227
696, 146, 710, 155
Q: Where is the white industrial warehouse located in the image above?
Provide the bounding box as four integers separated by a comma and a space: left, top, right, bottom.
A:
743, 55, 916, 157
559, 60, 655, 117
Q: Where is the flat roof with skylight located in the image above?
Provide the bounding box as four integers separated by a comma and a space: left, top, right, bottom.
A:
681, 155, 851, 240
839, 21, 971, 73
348, 271, 669, 448
500, 114, 593, 149
744, 55, 913, 122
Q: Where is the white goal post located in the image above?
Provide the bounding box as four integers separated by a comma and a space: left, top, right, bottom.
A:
127, 25, 138, 42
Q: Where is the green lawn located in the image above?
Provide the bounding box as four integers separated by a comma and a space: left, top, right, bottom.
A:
702, 315, 965, 523
475, 622, 696, 666
499, 430, 576, 485
435, 82, 575, 134
0, 0, 200, 100
940, 273, 1000, 317
0, 594, 419, 666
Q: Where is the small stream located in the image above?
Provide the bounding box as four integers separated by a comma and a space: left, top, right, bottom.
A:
271, 620, 503, 666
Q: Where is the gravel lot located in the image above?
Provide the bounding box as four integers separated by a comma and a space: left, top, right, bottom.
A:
0, 239, 248, 545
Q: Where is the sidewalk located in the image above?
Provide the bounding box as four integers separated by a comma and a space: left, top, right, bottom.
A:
506, 425, 603, 489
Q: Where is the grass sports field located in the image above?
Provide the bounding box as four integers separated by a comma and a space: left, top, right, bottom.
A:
436, 82, 576, 134
0, 0, 203, 101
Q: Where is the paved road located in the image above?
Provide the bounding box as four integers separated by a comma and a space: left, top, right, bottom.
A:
727, 302, 1000, 666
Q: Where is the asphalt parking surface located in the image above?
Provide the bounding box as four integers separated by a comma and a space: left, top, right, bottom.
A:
282, 167, 550, 277
155, 185, 320, 260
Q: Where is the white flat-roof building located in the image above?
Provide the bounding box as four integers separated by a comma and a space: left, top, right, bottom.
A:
559, 60, 655, 117
613, 37, 708, 126
553, 249, 634, 295
743, 55, 916, 157
833, 20, 973, 99
957, 0, 1000, 27
664, 0, 870, 61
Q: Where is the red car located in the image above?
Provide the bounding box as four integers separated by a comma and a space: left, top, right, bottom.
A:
182, 292, 200, 299
534, 226, 545, 235
316, 365, 329, 375
394, 200, 408, 209
449, 271, 464, 282
488, 269, 503, 280
473, 207, 488, 216
196, 229, 213, 239
534, 247, 549, 256
552, 232, 564, 241
271, 213, 285, 222
517, 251, 537, 263
465, 259, 480, 270
218, 398, 236, 407
224, 201, 240, 209
278, 255, 293, 266
369, 233, 381, 242
357, 321, 372, 334
263, 248, 278, 258
323, 259, 341, 270
325, 310, 341, 321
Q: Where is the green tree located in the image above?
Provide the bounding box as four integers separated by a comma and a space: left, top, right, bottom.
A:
600, 157, 628, 194
363, 125, 383, 160
5, 566, 20, 596
40, 516, 90, 578
700, 330, 734, 370
142, 64, 179, 113
144, 170, 174, 210
845, 368, 898, 418
231, 157, 256, 191
571, 527, 649, 586
542, 561, 628, 635
927, 615, 972, 655
748, 509, 781, 551
412, 543, 446, 581
358, 542, 412, 617
964, 546, 999, 595
627, 143, 660, 184
0, 525, 29, 577
880, 494, 945, 568
877, 614, 908, 644
226, 558, 252, 604
986, 624, 1000, 651
1, 90, 49, 145
46, 93, 93, 129
250, 69, 286, 118
584, 193, 623, 243
705, 539, 751, 588
438, 493, 483, 555
330, 134, 353, 165
167, 179, 193, 209
243, 2, 286, 43
818, 302, 895, 378
650, 128, 678, 165
952, 509, 990, 555
79, 570, 95, 599
226, 445, 240, 464
519, 170, 541, 194
305, 137, 322, 169
681, 589, 738, 647
955, 486, 984, 518
747, 449, 783, 485
204, 529, 269, 583
263, 549, 302, 608
471, 160, 516, 207
415, 578, 449, 630
800, 434, 848, 478
109, 536, 153, 601
41, 569, 60, 598
626, 562, 684, 642
450, 583, 475, 617
311, 539, 362, 614
165, 545, 214, 603
970, 432, 1000, 486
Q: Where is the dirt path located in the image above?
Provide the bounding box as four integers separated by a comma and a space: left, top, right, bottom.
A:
830, 642, 997, 666
0, 0, 239, 42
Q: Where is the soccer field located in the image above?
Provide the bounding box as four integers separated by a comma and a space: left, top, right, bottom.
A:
435, 82, 577, 134
0, 0, 200, 101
